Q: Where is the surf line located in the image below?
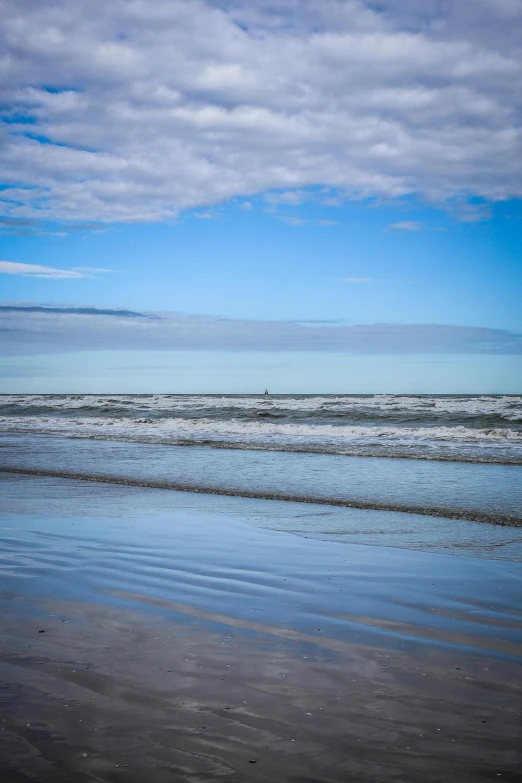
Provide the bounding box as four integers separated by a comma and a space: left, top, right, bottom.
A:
1, 465, 520, 527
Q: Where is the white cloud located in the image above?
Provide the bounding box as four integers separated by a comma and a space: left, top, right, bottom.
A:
0, 261, 112, 278
73, 267, 114, 273
341, 277, 373, 283
0, 261, 92, 278
1, 303, 521, 355
0, 0, 521, 223
389, 221, 423, 231
265, 190, 310, 207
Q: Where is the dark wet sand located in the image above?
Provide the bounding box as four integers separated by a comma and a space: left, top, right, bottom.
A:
1, 597, 522, 783
1, 474, 522, 782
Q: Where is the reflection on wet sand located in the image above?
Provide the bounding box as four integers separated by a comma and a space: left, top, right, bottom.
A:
0, 473, 521, 781
1, 598, 521, 783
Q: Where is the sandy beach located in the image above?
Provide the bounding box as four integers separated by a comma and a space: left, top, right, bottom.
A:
1, 471, 521, 782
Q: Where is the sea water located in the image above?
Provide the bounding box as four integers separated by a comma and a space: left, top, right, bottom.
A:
0, 394, 520, 530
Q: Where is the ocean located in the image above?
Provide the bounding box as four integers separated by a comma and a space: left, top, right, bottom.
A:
1, 393, 521, 531
1, 393, 521, 463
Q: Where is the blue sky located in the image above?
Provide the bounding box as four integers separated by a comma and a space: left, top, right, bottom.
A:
1, 0, 521, 392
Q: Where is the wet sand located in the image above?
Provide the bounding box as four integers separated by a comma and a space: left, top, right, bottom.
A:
1, 473, 522, 781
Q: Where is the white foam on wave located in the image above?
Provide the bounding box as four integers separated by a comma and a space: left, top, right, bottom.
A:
1, 414, 521, 446
1, 393, 521, 419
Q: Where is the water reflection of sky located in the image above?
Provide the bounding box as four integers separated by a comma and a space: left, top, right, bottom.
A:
2, 473, 521, 664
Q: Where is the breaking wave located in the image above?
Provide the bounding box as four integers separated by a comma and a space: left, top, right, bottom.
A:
1, 394, 521, 464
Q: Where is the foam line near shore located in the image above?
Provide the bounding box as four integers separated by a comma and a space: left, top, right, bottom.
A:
2, 464, 521, 527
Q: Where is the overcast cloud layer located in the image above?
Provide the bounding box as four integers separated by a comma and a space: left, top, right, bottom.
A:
1, 305, 521, 355
1, 0, 521, 223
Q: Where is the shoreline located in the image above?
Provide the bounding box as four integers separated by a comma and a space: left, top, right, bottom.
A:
2, 433, 521, 529
2, 464, 521, 527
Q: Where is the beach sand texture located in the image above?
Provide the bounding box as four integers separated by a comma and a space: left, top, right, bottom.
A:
1, 469, 521, 782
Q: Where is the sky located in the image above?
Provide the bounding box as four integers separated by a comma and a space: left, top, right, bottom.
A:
1, 0, 521, 393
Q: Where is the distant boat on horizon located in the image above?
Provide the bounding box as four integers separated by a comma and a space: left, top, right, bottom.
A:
264, 389, 269, 395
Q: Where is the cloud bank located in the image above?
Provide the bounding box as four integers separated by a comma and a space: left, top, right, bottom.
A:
1, 304, 521, 355
1, 0, 521, 223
